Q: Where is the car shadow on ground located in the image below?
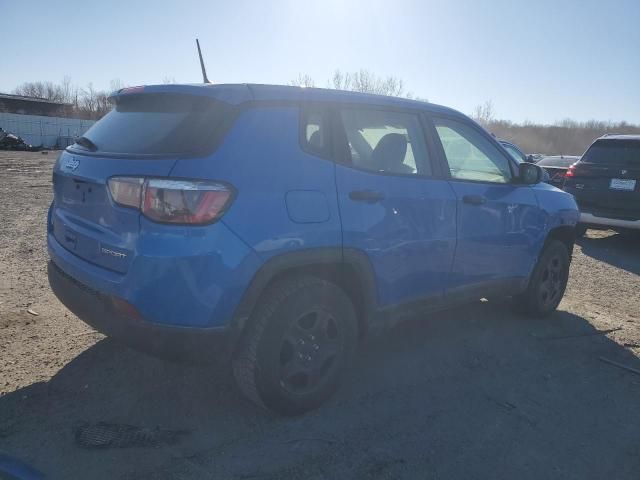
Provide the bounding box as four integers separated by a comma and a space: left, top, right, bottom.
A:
1, 302, 640, 479
578, 231, 640, 275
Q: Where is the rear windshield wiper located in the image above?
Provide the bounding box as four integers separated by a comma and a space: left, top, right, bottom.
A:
75, 136, 98, 152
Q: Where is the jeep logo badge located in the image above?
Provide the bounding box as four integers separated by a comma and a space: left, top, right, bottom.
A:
63, 157, 80, 171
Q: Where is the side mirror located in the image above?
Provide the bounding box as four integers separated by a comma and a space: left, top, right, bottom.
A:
518, 162, 543, 184
526, 154, 536, 163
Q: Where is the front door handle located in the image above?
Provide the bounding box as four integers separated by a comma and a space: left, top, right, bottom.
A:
462, 194, 486, 206
349, 190, 385, 203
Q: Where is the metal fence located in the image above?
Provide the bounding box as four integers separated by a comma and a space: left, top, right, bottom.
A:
0, 112, 95, 148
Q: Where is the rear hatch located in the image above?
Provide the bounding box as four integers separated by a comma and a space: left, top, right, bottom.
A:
51, 90, 234, 273
565, 139, 640, 219
537, 156, 578, 189
542, 166, 569, 188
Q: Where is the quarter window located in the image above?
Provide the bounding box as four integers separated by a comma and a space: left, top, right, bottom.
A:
301, 108, 328, 156
434, 118, 512, 183
339, 108, 431, 176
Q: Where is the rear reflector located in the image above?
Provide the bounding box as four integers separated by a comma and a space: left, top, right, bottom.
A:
108, 176, 233, 225
111, 297, 143, 321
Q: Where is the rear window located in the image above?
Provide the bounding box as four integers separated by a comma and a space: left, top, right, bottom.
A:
72, 93, 234, 156
582, 139, 640, 166
537, 156, 578, 168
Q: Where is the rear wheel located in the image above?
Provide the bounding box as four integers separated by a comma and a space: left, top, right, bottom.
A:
514, 240, 570, 316
232, 275, 357, 415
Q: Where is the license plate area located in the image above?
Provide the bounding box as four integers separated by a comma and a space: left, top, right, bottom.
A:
60, 179, 102, 207
609, 178, 636, 191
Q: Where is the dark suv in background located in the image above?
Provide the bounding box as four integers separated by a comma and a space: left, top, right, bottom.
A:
564, 134, 640, 236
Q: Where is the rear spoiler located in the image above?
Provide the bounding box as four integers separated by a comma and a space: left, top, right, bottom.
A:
108, 84, 253, 105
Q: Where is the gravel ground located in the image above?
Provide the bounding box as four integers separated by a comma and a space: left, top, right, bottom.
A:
1, 151, 639, 479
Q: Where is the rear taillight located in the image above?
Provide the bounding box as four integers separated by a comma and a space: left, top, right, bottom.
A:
108, 177, 144, 208
108, 177, 234, 225
565, 164, 577, 178
143, 179, 233, 224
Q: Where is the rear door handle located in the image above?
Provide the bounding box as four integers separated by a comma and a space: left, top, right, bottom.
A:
462, 194, 486, 206
349, 190, 385, 203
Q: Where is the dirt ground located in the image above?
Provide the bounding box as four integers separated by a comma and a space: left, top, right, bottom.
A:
1, 151, 639, 479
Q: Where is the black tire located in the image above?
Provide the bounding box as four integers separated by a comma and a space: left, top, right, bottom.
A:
514, 240, 570, 317
575, 224, 587, 238
232, 275, 357, 415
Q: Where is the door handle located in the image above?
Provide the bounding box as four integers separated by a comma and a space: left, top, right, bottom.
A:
349, 190, 385, 203
462, 194, 486, 206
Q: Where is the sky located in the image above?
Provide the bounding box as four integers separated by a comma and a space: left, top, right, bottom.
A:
1, 0, 639, 124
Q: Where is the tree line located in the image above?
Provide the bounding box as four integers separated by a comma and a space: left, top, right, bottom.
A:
290, 69, 426, 101
292, 74, 640, 155
12, 78, 126, 120
10, 73, 639, 155
470, 100, 640, 155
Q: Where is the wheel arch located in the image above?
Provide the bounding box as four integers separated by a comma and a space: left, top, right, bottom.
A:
544, 225, 576, 258
520, 224, 576, 295
230, 248, 378, 351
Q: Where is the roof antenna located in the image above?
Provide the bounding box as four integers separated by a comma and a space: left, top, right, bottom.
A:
196, 38, 210, 84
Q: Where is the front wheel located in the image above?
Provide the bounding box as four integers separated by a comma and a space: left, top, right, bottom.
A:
233, 275, 357, 415
514, 240, 570, 316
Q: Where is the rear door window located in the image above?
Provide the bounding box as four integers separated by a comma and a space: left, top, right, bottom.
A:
338, 107, 432, 176
72, 93, 235, 156
582, 139, 640, 166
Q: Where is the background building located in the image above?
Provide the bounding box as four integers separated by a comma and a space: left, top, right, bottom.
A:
0, 93, 94, 148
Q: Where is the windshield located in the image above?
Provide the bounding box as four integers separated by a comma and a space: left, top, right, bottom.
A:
582, 139, 640, 166
72, 93, 233, 156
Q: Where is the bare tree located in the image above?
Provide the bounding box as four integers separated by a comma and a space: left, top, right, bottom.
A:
330, 70, 352, 90
11, 78, 115, 119
95, 92, 111, 117
13, 81, 64, 101
80, 83, 98, 117
109, 78, 125, 92
60, 76, 77, 105
161, 76, 177, 84
289, 73, 315, 88
471, 100, 494, 126
352, 70, 404, 96
328, 69, 407, 97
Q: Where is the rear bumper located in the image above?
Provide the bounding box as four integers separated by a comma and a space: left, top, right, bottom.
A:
46, 219, 262, 329
579, 212, 640, 231
48, 261, 235, 363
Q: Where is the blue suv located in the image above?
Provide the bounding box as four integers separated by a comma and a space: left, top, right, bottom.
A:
48, 84, 579, 414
